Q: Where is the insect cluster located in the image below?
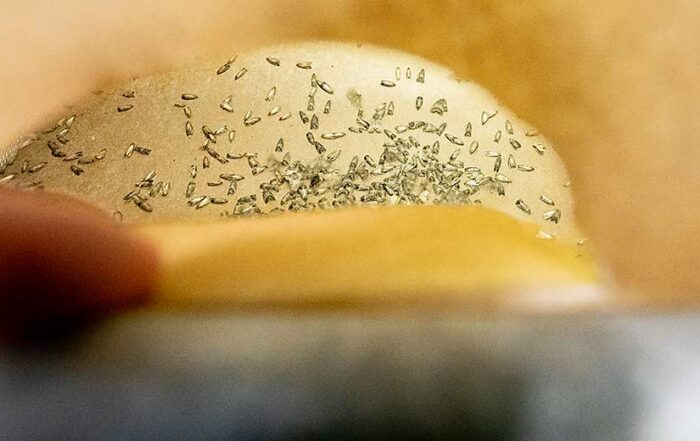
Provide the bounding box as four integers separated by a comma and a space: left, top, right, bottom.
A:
1, 44, 577, 243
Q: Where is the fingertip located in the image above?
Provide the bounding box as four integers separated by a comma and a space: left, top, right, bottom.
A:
0, 188, 161, 344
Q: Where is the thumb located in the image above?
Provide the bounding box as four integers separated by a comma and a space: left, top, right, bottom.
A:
0, 187, 159, 343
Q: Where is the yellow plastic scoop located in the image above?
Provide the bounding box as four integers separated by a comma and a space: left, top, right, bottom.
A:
2, 42, 601, 314
140, 205, 599, 313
